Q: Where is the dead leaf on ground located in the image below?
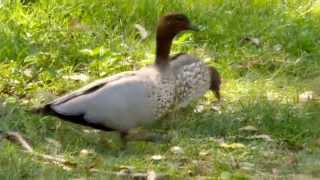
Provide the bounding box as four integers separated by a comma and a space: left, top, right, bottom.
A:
170, 146, 184, 155
220, 142, 245, 149
239, 125, 258, 132
194, 104, 205, 113
199, 150, 210, 157
273, 44, 282, 51
240, 36, 262, 48
249, 134, 273, 142
134, 24, 149, 41
116, 168, 168, 180
63, 73, 89, 81
147, 170, 168, 180
115, 165, 135, 173
151, 155, 164, 161
23, 68, 33, 77
79, 149, 95, 157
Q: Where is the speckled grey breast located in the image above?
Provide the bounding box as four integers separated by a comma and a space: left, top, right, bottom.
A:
170, 54, 211, 108
141, 65, 176, 120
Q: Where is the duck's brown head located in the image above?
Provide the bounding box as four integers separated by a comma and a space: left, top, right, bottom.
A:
157, 13, 197, 39
156, 13, 197, 65
208, 67, 221, 101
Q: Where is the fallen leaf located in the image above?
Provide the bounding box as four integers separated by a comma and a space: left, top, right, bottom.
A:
82, 129, 100, 134
147, 170, 168, 180
134, 24, 149, 40
239, 125, 258, 132
220, 142, 245, 149
23, 69, 33, 77
115, 169, 168, 180
170, 146, 184, 155
272, 168, 279, 175
63, 73, 89, 81
250, 134, 273, 142
194, 104, 205, 113
199, 150, 210, 157
116, 165, 135, 174
240, 36, 261, 47
211, 104, 222, 113
79, 149, 95, 157
151, 155, 164, 161
273, 44, 282, 51
79, 48, 93, 56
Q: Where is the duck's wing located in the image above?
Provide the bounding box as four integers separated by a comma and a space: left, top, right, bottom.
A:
50, 71, 136, 106
33, 71, 137, 131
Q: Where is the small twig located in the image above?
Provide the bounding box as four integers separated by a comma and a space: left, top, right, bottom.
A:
0, 131, 76, 169
0, 131, 33, 152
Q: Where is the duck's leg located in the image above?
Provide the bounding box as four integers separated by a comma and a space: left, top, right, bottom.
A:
119, 131, 129, 149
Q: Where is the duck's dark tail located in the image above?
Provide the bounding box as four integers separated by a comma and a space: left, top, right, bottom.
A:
30, 104, 115, 132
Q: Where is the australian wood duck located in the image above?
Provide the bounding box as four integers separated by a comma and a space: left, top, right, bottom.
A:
34, 13, 221, 143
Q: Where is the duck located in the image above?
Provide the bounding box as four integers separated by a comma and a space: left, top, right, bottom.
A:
34, 13, 221, 143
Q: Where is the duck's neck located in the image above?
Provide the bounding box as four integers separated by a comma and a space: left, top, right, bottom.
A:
155, 35, 173, 65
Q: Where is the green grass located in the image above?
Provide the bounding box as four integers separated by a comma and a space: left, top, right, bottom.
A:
1, 0, 320, 179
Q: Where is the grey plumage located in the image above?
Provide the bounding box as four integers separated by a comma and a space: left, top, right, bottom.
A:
42, 65, 175, 132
